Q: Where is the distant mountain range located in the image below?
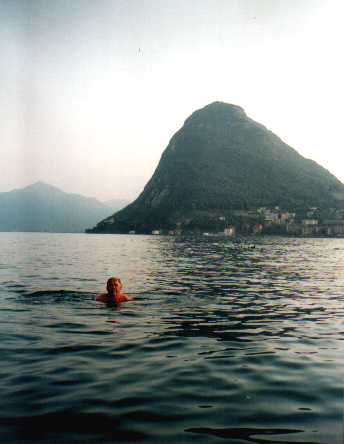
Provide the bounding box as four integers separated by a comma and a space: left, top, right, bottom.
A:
89, 101, 344, 234
0, 182, 128, 233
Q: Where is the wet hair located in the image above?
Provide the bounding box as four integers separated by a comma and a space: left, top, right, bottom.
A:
106, 277, 121, 306
106, 277, 122, 295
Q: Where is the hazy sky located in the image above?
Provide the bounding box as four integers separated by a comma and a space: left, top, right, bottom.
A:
1, 0, 343, 201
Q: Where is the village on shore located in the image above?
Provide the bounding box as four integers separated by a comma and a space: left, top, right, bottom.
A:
140, 206, 344, 237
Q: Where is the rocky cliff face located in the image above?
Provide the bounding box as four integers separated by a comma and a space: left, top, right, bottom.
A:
90, 102, 343, 233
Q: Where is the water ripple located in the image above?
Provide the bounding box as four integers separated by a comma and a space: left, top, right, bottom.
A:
0, 233, 343, 443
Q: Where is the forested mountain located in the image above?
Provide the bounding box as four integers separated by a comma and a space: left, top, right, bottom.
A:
90, 102, 344, 234
0, 182, 113, 233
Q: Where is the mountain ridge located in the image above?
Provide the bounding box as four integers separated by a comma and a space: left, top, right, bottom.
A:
89, 101, 344, 234
0, 182, 116, 233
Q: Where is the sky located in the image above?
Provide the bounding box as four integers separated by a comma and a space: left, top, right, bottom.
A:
1, 0, 343, 202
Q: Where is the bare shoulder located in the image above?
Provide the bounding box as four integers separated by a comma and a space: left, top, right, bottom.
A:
95, 293, 108, 302
121, 294, 134, 302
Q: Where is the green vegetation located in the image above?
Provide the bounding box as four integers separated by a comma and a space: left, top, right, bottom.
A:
90, 102, 344, 234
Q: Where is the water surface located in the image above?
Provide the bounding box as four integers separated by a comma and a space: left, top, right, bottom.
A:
0, 233, 343, 443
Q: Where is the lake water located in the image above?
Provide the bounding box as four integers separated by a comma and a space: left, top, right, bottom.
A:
0, 232, 343, 444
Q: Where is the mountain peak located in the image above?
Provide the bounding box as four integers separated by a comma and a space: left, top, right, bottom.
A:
203, 101, 245, 113
90, 102, 343, 234
24, 181, 62, 192
0, 182, 113, 233
184, 101, 246, 127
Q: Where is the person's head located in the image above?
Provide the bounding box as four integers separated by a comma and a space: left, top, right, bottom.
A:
107, 277, 122, 297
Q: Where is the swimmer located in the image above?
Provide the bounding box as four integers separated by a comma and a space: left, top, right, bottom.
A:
96, 277, 133, 304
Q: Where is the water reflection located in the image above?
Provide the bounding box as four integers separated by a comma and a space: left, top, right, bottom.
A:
0, 233, 343, 444
186, 426, 322, 444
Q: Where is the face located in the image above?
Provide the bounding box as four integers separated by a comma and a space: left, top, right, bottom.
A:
108, 278, 122, 295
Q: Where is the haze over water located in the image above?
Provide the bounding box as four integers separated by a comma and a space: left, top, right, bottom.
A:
0, 233, 343, 443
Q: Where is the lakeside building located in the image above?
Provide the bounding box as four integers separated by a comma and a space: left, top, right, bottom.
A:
224, 226, 236, 237
263, 209, 279, 223
253, 223, 263, 234
280, 212, 296, 223
301, 219, 320, 236
229, 207, 344, 237
117, 207, 344, 237
323, 220, 344, 236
